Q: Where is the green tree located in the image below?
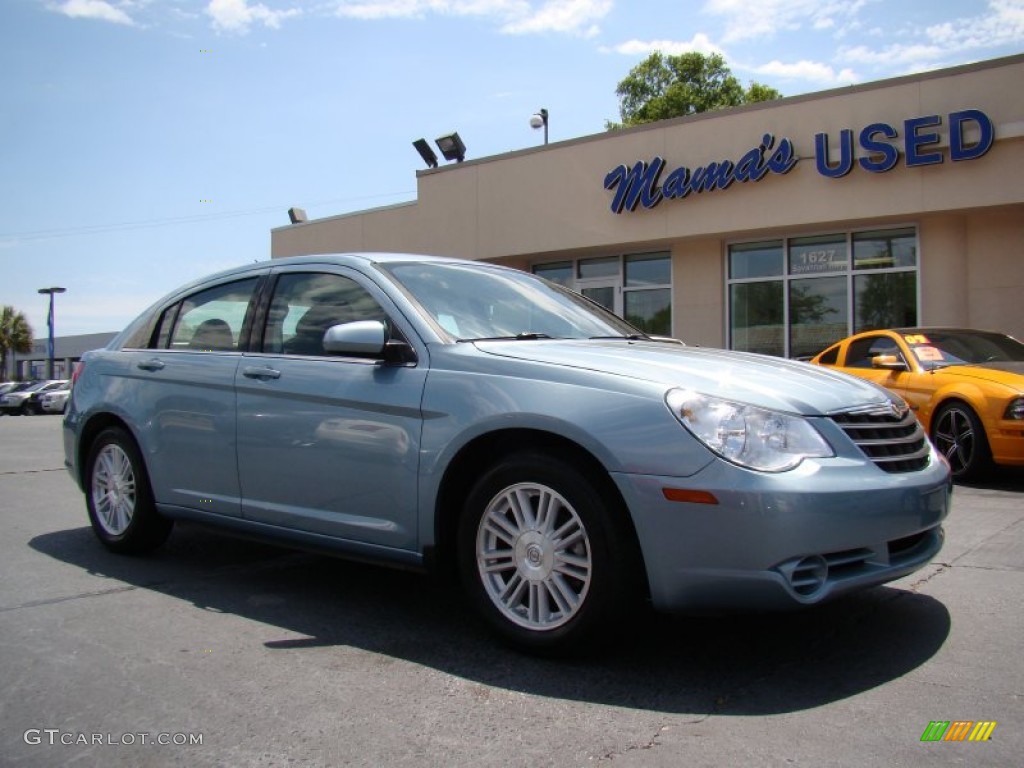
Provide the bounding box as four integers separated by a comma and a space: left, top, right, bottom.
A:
0, 305, 35, 381
608, 52, 783, 129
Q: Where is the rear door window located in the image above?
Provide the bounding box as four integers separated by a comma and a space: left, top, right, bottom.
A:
165, 278, 260, 352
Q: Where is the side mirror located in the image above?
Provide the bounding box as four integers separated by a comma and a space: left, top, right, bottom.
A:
871, 354, 907, 371
322, 321, 417, 364
322, 321, 386, 356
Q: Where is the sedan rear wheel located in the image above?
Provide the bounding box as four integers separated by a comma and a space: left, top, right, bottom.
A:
932, 402, 992, 481
459, 452, 636, 654
86, 427, 172, 553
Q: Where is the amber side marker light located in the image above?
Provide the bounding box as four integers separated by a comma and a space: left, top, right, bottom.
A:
662, 488, 719, 505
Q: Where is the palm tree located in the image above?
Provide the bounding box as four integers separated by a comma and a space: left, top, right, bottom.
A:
0, 305, 35, 381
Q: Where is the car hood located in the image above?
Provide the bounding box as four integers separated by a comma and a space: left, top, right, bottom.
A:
473, 340, 892, 416
935, 361, 1024, 387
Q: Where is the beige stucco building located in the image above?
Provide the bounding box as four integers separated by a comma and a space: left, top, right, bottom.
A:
272, 54, 1024, 356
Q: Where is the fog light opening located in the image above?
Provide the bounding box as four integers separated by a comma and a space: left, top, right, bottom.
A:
789, 555, 828, 596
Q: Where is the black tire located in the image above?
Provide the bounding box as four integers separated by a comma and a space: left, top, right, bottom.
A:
457, 451, 638, 655
85, 427, 172, 553
931, 402, 992, 481
20, 402, 33, 416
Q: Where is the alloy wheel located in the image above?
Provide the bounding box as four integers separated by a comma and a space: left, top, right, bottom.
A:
476, 482, 592, 631
91, 443, 137, 536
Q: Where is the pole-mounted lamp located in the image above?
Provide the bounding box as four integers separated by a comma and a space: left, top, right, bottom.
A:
37, 286, 66, 380
530, 108, 549, 145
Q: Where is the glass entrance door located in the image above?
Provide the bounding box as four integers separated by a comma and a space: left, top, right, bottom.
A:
576, 256, 623, 316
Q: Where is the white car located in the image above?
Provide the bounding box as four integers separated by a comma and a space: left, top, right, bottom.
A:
39, 385, 72, 414
0, 380, 65, 415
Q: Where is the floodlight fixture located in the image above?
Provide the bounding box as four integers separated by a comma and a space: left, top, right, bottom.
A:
288, 207, 307, 224
435, 132, 466, 163
413, 138, 439, 169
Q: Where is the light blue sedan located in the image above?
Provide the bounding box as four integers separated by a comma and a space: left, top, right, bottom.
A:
64, 254, 951, 653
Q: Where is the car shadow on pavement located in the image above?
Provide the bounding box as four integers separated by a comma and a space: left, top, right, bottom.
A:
955, 467, 1024, 492
29, 521, 951, 717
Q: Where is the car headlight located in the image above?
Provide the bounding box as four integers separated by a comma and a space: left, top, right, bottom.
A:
1006, 397, 1024, 420
666, 388, 834, 472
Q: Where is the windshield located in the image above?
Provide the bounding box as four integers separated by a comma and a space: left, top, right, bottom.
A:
383, 261, 644, 341
904, 330, 1024, 369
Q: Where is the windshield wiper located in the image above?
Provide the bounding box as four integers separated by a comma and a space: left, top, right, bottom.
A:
459, 332, 556, 342
588, 334, 650, 341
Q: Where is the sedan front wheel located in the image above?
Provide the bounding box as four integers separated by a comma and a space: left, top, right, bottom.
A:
458, 452, 637, 654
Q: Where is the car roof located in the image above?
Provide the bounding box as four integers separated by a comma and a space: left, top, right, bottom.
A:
164, 253, 503, 301
107, 253, 515, 347
212, 252, 481, 278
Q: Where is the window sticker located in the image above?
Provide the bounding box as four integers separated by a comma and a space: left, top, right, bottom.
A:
914, 345, 944, 362
436, 313, 460, 336
904, 333, 931, 344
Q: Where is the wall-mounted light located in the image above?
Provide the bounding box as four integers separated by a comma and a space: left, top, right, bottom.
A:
288, 207, 307, 224
435, 132, 466, 163
413, 138, 439, 169
530, 108, 549, 145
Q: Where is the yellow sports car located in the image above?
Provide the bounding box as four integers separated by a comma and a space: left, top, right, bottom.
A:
810, 328, 1024, 480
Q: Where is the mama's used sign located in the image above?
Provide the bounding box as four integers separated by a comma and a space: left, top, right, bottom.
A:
603, 109, 994, 215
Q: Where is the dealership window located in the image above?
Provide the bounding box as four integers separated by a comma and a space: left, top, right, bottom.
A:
624, 253, 672, 335
728, 227, 917, 358
533, 261, 572, 287
534, 252, 671, 336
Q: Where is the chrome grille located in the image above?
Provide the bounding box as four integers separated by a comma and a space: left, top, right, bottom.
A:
830, 404, 931, 473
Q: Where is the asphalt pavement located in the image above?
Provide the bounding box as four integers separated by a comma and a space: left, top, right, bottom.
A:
1, 414, 1021, 767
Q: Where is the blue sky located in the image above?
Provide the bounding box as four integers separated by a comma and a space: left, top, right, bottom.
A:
2, 0, 1022, 338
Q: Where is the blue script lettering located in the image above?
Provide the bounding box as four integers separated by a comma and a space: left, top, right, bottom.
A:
604, 133, 798, 214
603, 159, 665, 213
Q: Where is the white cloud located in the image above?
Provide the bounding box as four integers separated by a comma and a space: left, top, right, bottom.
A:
838, 43, 946, 68
924, 0, 1024, 50
501, 0, 611, 36
751, 59, 858, 84
605, 33, 724, 57
50, 0, 135, 26
332, 0, 610, 36
836, 0, 1024, 73
206, 0, 301, 34
702, 0, 868, 43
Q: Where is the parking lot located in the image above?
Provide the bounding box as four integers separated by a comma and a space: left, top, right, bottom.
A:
1, 414, 1022, 767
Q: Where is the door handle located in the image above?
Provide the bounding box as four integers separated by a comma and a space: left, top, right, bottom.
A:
242, 366, 281, 380
137, 359, 165, 371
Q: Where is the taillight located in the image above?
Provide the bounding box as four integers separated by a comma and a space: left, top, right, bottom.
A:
71, 361, 84, 387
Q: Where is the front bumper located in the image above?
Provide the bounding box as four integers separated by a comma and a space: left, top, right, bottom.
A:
613, 455, 951, 613
988, 418, 1024, 468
